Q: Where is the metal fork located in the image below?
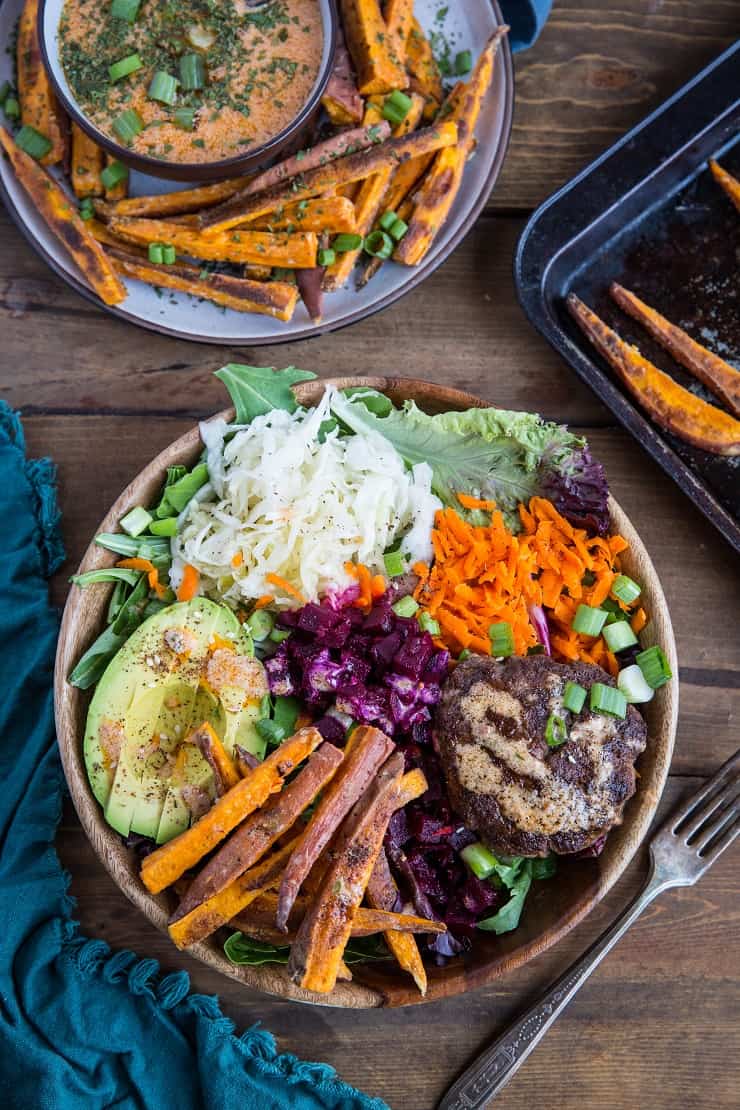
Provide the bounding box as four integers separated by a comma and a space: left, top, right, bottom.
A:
439, 750, 740, 1110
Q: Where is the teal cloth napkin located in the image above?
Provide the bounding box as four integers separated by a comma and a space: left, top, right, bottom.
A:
501, 0, 552, 52
0, 402, 387, 1110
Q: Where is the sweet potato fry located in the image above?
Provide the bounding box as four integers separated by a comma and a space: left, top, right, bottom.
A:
356, 196, 413, 288
567, 293, 740, 456
610, 283, 740, 418
339, 0, 408, 95
322, 26, 365, 125
70, 124, 104, 198
140, 727, 323, 894
709, 159, 740, 213
104, 155, 127, 202
276, 725, 395, 930
384, 0, 415, 66
107, 246, 299, 321
107, 217, 318, 268
233, 893, 445, 944
242, 263, 273, 282
288, 751, 404, 993
395, 29, 506, 266
112, 177, 251, 218
367, 848, 428, 994
247, 197, 358, 234
405, 18, 444, 118
173, 742, 344, 919
17, 0, 67, 166
87, 220, 141, 252
241, 124, 390, 199
0, 128, 126, 305
185, 722, 240, 795
200, 122, 458, 232
394, 768, 428, 807
167, 836, 301, 949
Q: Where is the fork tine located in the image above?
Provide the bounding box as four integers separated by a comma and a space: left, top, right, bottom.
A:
681, 782, 740, 843
700, 817, 739, 865
671, 749, 740, 834
695, 800, 740, 854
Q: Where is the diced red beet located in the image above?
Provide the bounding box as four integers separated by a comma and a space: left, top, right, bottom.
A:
313, 715, 346, 745
408, 811, 452, 844
394, 634, 434, 679
460, 874, 501, 914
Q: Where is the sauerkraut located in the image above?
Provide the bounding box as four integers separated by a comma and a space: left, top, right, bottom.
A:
171, 388, 440, 607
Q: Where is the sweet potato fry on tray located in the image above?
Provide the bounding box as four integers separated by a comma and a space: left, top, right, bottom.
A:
200, 122, 458, 232
108, 217, 319, 268
709, 158, 740, 213
610, 283, 740, 418
288, 751, 404, 993
322, 26, 365, 125
247, 197, 358, 235
367, 847, 428, 994
405, 18, 444, 118
167, 836, 301, 950
240, 124, 390, 198
17, 0, 67, 166
233, 893, 445, 944
0, 128, 126, 306
185, 722, 240, 795
173, 742, 345, 919
276, 725, 395, 930
339, 0, 408, 95
112, 178, 252, 219
70, 124, 104, 198
395, 28, 507, 267
140, 727, 323, 894
107, 247, 299, 320
567, 293, 740, 456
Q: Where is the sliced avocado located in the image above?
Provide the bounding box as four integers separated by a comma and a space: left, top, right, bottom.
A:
84, 598, 264, 842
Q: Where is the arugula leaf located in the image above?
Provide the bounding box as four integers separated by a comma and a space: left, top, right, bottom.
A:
224, 931, 390, 967
477, 860, 533, 935
531, 855, 558, 880
215, 364, 317, 424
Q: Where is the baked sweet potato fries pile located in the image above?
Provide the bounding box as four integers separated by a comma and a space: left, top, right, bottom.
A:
1, 0, 507, 323
140, 724, 445, 996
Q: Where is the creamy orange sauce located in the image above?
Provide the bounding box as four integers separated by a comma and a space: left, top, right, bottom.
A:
59, 0, 323, 164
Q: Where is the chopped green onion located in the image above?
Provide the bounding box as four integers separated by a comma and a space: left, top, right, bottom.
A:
255, 718, 286, 747
120, 506, 153, 537
562, 680, 587, 713
388, 217, 408, 242
180, 53, 205, 91
78, 197, 95, 221
455, 50, 473, 75
332, 233, 363, 252
269, 627, 290, 643
635, 645, 672, 690
418, 612, 440, 635
317, 247, 336, 267
109, 54, 143, 82
383, 548, 406, 577
461, 842, 499, 880
489, 621, 514, 657
392, 595, 419, 618
271, 266, 295, 283
162, 243, 176, 264
148, 517, 178, 537
148, 71, 179, 105
382, 89, 413, 125
3, 96, 20, 119
112, 108, 144, 143
71, 568, 142, 588
273, 695, 300, 737
545, 712, 568, 748
95, 531, 170, 557
572, 604, 608, 636
612, 574, 641, 605
15, 125, 52, 161
148, 243, 164, 264
173, 107, 196, 131
602, 620, 638, 653
617, 664, 654, 704
379, 209, 398, 232
111, 0, 141, 22
364, 229, 393, 259
246, 608, 274, 642
589, 682, 627, 719
100, 160, 128, 190
458, 648, 472, 661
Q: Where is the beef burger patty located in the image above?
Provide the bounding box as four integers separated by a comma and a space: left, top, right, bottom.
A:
434, 655, 647, 857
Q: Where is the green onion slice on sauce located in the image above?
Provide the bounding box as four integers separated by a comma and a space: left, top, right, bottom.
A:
111, 0, 141, 23
108, 54, 143, 83
112, 108, 144, 143
148, 71, 179, 106
179, 54, 206, 92
173, 107, 196, 131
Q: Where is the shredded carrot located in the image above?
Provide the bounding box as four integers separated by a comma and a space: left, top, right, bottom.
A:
413, 497, 633, 671
456, 492, 497, 511
371, 574, 386, 599
265, 573, 306, 604
254, 594, 274, 609
231, 552, 244, 568
631, 607, 647, 634
117, 557, 168, 599
344, 561, 386, 611
177, 563, 200, 603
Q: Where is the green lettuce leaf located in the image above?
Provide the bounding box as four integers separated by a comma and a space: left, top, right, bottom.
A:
215, 364, 317, 424
224, 931, 390, 967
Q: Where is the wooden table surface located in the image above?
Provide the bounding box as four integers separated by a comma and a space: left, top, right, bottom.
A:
3, 2, 739, 1107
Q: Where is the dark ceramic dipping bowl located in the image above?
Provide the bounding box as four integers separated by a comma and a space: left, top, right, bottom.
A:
39, 0, 337, 182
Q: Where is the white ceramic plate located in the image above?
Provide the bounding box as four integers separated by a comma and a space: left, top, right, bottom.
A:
0, 0, 513, 344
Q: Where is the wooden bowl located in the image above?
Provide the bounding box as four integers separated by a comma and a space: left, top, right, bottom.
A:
54, 377, 678, 1008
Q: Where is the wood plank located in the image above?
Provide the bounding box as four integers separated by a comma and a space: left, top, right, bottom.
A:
0, 211, 610, 426
495, 0, 740, 210
55, 776, 739, 1110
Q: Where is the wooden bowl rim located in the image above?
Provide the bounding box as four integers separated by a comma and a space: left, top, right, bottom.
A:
54, 376, 678, 1008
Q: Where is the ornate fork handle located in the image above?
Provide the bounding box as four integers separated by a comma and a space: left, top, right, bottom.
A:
439, 870, 668, 1110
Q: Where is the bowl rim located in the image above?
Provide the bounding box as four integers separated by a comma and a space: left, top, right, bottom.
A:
53, 375, 679, 1008
37, 0, 338, 181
